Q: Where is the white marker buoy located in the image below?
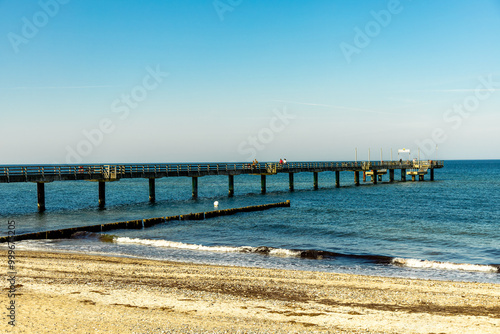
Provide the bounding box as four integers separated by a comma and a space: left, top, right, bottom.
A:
214, 201, 219, 207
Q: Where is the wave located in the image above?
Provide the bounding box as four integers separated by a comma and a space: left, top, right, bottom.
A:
114, 237, 303, 258
392, 258, 499, 273
111, 237, 499, 274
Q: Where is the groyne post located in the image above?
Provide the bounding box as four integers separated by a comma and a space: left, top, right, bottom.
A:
261, 175, 266, 194
192, 177, 198, 199
313, 172, 318, 190
335, 171, 340, 188
98, 181, 106, 209
149, 178, 156, 203
37, 182, 46, 213
289, 173, 294, 192
228, 175, 234, 197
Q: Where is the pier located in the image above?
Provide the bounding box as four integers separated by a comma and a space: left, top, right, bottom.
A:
0, 160, 443, 212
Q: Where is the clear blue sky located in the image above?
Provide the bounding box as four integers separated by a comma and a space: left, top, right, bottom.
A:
1, 0, 499, 164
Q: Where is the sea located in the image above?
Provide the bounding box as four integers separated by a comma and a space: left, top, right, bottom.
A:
1, 160, 499, 284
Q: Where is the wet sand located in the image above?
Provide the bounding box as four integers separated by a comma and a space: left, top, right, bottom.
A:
1, 250, 499, 333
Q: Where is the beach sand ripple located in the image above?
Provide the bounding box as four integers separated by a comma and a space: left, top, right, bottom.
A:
1, 250, 499, 333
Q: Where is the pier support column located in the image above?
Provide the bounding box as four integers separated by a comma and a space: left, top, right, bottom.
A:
354, 171, 360, 186
363, 171, 366, 182
411, 175, 416, 182
37, 182, 46, 213
313, 172, 318, 190
289, 173, 294, 192
419, 174, 425, 181
228, 175, 234, 197
192, 177, 198, 199
261, 175, 266, 194
401, 169, 406, 182
149, 178, 156, 203
389, 169, 394, 183
372, 170, 378, 185
98, 181, 106, 209
335, 171, 340, 188
430, 169, 434, 181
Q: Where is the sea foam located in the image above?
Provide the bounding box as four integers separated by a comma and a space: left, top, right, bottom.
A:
392, 258, 499, 273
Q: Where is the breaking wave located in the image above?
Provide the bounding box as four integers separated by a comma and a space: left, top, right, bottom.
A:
392, 258, 499, 273
114, 237, 303, 258
112, 237, 499, 274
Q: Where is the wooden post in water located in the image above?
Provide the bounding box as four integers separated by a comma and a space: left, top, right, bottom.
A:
261, 175, 266, 194
354, 171, 360, 186
289, 173, 294, 192
401, 169, 406, 182
389, 169, 394, 182
149, 178, 156, 203
98, 181, 106, 209
228, 175, 234, 197
430, 169, 434, 181
372, 170, 378, 184
192, 177, 198, 199
313, 172, 318, 190
419, 174, 424, 181
37, 182, 46, 213
335, 171, 340, 188
363, 171, 366, 182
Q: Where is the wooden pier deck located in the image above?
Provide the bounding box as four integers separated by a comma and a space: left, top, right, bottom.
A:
0, 160, 443, 212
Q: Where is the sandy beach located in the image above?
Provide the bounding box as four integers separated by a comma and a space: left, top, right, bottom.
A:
1, 250, 499, 333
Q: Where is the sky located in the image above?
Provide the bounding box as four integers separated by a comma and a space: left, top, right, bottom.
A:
1, 0, 499, 164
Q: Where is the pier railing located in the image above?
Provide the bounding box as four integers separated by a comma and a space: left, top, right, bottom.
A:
0, 160, 444, 183
0, 160, 444, 212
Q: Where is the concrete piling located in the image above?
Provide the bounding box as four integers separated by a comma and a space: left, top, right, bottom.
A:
228, 175, 234, 197
149, 178, 156, 203
192, 177, 198, 199
98, 181, 106, 209
37, 182, 46, 213
354, 171, 360, 186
